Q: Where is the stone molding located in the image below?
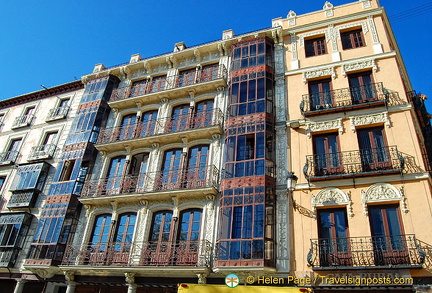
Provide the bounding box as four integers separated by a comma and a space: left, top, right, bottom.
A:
303, 66, 335, 83
349, 112, 390, 132
311, 187, 353, 218
342, 58, 377, 76
361, 183, 408, 216
306, 118, 343, 138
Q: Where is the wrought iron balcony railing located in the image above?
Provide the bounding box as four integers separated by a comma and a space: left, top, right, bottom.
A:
308, 235, 425, 269
304, 146, 403, 179
11, 114, 34, 129
0, 151, 19, 165
300, 83, 390, 115
97, 109, 223, 145
110, 64, 227, 102
7, 191, 38, 208
61, 240, 212, 267
81, 165, 219, 198
46, 106, 69, 121
28, 144, 56, 160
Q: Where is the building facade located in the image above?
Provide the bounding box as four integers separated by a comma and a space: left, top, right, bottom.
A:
0, 0, 431, 292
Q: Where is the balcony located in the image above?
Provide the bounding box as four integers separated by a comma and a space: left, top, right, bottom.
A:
304, 146, 404, 180
80, 165, 219, 202
96, 109, 223, 152
46, 106, 69, 122
307, 235, 425, 270
11, 114, 34, 129
61, 240, 211, 267
7, 190, 38, 209
300, 83, 395, 116
109, 64, 228, 109
28, 144, 56, 161
0, 151, 19, 165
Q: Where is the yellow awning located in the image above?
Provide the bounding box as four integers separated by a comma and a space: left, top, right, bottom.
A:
178, 283, 310, 293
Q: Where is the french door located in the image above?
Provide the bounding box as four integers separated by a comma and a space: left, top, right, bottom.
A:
169, 104, 190, 132
105, 156, 126, 195
313, 133, 342, 176
369, 204, 408, 265
119, 114, 137, 140
186, 145, 209, 188
139, 110, 158, 137
309, 79, 332, 110
159, 149, 184, 190
357, 127, 390, 171
349, 72, 376, 103
318, 209, 351, 266
193, 100, 214, 128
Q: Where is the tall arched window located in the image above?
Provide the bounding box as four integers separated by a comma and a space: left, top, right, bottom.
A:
194, 99, 213, 128
119, 114, 137, 140
140, 110, 158, 137
89, 214, 112, 251
169, 104, 190, 132
186, 145, 209, 188
129, 153, 149, 192
106, 156, 127, 194
158, 149, 184, 190
114, 213, 137, 252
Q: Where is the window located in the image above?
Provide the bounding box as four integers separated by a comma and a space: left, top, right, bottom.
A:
9, 163, 49, 191
139, 110, 158, 136
0, 176, 5, 192
89, 214, 112, 251
119, 114, 137, 140
0, 113, 5, 127
305, 36, 327, 57
146, 209, 202, 265
106, 156, 127, 193
177, 68, 197, 87
341, 29, 365, 50
148, 75, 167, 93
169, 104, 190, 132
313, 133, 342, 176
357, 126, 391, 171
159, 149, 184, 190
0, 213, 31, 248
318, 209, 350, 266
193, 99, 213, 128
129, 153, 149, 192
59, 160, 76, 182
185, 145, 209, 187
33, 131, 58, 157
309, 79, 333, 109
113, 213, 136, 252
348, 71, 376, 103
369, 204, 408, 265
231, 38, 273, 71
229, 72, 273, 117
130, 79, 148, 97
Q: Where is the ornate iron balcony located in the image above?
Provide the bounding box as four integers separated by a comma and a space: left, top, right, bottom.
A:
28, 144, 56, 160
61, 240, 212, 267
304, 146, 404, 179
11, 114, 34, 129
308, 235, 425, 269
96, 109, 223, 145
81, 165, 219, 198
110, 64, 227, 102
7, 191, 37, 209
300, 83, 390, 116
46, 106, 69, 121
0, 151, 19, 165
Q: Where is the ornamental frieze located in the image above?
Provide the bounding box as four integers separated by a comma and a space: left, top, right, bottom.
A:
349, 112, 390, 132
303, 67, 335, 83
306, 118, 343, 138
342, 59, 377, 76
311, 187, 353, 218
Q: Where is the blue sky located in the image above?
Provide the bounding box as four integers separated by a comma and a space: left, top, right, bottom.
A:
0, 0, 430, 110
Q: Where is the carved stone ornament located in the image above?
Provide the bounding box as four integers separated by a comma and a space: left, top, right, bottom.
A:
299, 29, 329, 47
287, 10, 297, 26
323, 1, 334, 17
361, 183, 408, 216
349, 112, 390, 132
312, 187, 353, 218
303, 67, 335, 83
342, 59, 377, 76
306, 118, 343, 138
337, 21, 369, 38
360, 0, 372, 9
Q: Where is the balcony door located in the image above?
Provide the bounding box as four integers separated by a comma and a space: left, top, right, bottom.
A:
119, 114, 137, 140
349, 71, 376, 103
88, 214, 112, 265
186, 145, 209, 188
309, 79, 332, 110
313, 133, 342, 176
158, 149, 184, 190
169, 104, 190, 132
129, 153, 149, 193
112, 213, 136, 264
146, 211, 174, 265
139, 110, 158, 137
176, 209, 202, 265
106, 156, 126, 195
357, 126, 391, 171
368, 204, 408, 266
193, 99, 213, 128
318, 208, 351, 267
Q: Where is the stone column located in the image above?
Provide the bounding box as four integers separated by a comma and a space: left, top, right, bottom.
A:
65, 281, 77, 293
13, 279, 27, 293
125, 273, 137, 293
